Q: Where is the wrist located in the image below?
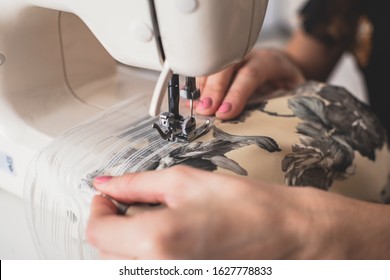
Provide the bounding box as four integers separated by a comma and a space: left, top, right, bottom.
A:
338, 199, 390, 259
293, 188, 390, 259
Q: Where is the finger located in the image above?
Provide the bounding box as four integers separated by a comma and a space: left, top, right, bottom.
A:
196, 66, 236, 116
92, 166, 197, 205
90, 194, 118, 216
197, 76, 207, 93
189, 76, 207, 109
215, 59, 267, 120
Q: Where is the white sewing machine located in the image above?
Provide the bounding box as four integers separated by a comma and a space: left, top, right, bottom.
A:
0, 0, 268, 199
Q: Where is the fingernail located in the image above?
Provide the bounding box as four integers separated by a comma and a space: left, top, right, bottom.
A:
94, 176, 113, 185
198, 97, 212, 110
217, 102, 232, 113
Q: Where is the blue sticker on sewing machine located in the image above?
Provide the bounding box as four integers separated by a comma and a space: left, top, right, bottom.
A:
0, 151, 15, 175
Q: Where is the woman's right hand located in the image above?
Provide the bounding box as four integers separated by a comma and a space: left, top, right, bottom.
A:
196, 48, 305, 120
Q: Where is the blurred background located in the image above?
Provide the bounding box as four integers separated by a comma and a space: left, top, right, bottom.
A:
258, 0, 368, 103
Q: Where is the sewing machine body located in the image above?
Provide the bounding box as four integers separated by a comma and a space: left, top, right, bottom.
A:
0, 0, 268, 197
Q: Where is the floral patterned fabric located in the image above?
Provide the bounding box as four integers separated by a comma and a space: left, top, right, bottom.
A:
156, 81, 390, 203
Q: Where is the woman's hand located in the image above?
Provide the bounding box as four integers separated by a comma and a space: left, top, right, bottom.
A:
195, 48, 305, 120
85, 166, 365, 260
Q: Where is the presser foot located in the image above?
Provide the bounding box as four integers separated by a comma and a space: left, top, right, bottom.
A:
153, 114, 211, 143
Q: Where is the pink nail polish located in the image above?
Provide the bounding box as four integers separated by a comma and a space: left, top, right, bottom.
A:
94, 175, 113, 185
198, 97, 212, 110
217, 102, 232, 113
